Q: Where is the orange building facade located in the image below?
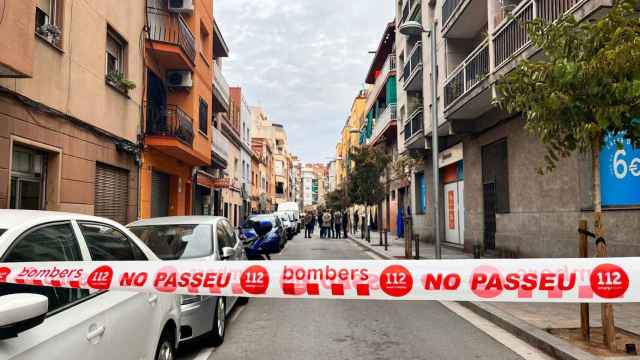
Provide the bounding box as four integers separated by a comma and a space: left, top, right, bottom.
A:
140, 0, 214, 218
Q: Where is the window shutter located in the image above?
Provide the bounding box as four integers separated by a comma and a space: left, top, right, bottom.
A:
95, 163, 129, 224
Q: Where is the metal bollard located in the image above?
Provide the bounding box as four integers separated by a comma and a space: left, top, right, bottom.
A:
379, 228, 383, 246
414, 234, 420, 260
384, 229, 388, 251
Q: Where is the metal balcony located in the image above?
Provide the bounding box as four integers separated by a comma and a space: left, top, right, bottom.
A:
494, 0, 580, 70
213, 61, 230, 113
145, 103, 194, 146
146, 6, 196, 68
442, 0, 463, 26
401, 0, 422, 24
403, 108, 424, 144
364, 53, 397, 115
402, 42, 423, 91
371, 104, 398, 144
444, 40, 489, 109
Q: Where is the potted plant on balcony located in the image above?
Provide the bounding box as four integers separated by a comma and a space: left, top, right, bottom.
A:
36, 23, 62, 45
106, 71, 136, 93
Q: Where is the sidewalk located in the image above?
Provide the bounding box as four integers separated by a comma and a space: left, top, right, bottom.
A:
347, 231, 640, 359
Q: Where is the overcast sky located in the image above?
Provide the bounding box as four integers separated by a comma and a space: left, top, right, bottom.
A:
215, 1, 395, 164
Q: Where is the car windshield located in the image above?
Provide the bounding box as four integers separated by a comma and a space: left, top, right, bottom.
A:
245, 216, 276, 227
129, 224, 212, 260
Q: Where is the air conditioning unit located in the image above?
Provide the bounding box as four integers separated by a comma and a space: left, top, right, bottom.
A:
168, 0, 194, 13
167, 70, 192, 89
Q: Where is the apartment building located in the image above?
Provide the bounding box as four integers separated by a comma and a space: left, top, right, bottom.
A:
302, 163, 328, 208
0, 0, 143, 223
395, 0, 639, 257
252, 137, 274, 212
230, 87, 253, 222
359, 22, 400, 235
140, 0, 213, 218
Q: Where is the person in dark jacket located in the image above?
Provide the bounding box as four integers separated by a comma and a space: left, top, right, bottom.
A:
342, 211, 349, 238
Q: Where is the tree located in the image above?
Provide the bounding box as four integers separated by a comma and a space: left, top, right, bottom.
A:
325, 185, 351, 211
495, 0, 640, 349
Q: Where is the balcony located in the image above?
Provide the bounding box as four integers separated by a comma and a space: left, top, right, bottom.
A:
211, 126, 229, 168
145, 103, 207, 165
365, 54, 397, 114
442, 0, 489, 39
146, 6, 196, 70
403, 108, 425, 149
371, 104, 398, 145
213, 61, 230, 113
444, 39, 489, 109
400, 0, 421, 24
493, 0, 581, 71
402, 42, 422, 91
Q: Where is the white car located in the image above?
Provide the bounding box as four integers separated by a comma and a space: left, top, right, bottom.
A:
0, 210, 181, 360
127, 216, 247, 346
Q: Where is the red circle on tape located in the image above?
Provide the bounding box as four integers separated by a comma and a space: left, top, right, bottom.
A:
87, 265, 113, 290
590, 264, 629, 299
241, 265, 269, 295
0, 267, 10, 282
471, 265, 503, 299
380, 265, 413, 297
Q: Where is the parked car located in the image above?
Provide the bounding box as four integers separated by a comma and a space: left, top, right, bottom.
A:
242, 214, 286, 251
240, 215, 284, 259
0, 210, 181, 360
277, 202, 301, 233
128, 216, 247, 347
275, 212, 294, 240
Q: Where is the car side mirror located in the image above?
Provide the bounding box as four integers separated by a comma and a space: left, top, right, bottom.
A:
0, 294, 48, 340
221, 247, 235, 260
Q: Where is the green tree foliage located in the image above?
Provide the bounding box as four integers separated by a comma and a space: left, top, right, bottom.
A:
325, 187, 350, 210
347, 145, 390, 206
496, 0, 640, 173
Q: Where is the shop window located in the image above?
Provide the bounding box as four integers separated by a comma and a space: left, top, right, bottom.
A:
482, 139, 510, 213
10, 146, 47, 210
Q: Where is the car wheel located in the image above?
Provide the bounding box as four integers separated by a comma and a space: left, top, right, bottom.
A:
208, 297, 226, 346
155, 330, 175, 360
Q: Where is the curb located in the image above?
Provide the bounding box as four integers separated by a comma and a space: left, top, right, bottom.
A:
345, 234, 600, 360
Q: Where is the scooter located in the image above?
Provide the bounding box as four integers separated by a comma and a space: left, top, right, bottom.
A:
240, 221, 280, 260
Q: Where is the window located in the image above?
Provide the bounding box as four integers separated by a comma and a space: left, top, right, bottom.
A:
415, 172, 427, 214
482, 139, 510, 213
106, 28, 126, 78
130, 224, 213, 260
276, 182, 284, 195
0, 223, 90, 313
79, 223, 147, 261
216, 220, 236, 252
199, 97, 209, 135
199, 20, 211, 62
35, 0, 62, 47
275, 160, 284, 176
10, 146, 47, 210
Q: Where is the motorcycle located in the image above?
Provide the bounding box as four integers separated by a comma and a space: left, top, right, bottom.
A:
240, 220, 281, 260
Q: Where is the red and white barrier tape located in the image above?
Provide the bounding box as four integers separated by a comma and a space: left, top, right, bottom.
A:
0, 258, 637, 302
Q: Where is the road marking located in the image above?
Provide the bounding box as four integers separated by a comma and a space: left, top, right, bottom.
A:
357, 240, 552, 360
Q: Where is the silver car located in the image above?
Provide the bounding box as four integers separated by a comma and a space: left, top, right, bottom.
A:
127, 216, 247, 347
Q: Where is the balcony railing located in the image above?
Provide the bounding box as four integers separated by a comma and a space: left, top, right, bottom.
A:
145, 103, 194, 146
442, 0, 463, 26
401, 0, 421, 24
371, 104, 398, 142
444, 40, 489, 108
212, 126, 229, 159
147, 6, 196, 64
402, 42, 422, 84
213, 61, 230, 107
404, 108, 424, 142
493, 0, 579, 69
365, 53, 397, 114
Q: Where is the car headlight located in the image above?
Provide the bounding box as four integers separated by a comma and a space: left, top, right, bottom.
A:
180, 295, 202, 305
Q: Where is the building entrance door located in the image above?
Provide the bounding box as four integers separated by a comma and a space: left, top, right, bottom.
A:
444, 181, 464, 245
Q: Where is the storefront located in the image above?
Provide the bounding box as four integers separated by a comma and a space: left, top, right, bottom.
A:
439, 143, 464, 246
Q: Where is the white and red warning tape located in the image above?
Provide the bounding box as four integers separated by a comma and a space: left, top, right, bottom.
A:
0, 258, 637, 302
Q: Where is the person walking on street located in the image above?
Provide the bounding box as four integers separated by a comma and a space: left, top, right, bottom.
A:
321, 211, 332, 239
329, 210, 335, 238
317, 213, 323, 237
304, 212, 313, 238
353, 210, 359, 235
334, 210, 342, 239
342, 211, 349, 238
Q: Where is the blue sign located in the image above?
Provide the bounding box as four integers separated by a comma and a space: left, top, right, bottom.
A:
600, 132, 640, 206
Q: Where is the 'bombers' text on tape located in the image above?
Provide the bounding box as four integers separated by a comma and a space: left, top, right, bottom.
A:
0, 258, 636, 302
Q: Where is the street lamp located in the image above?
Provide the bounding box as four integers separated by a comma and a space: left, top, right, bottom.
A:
399, 21, 442, 260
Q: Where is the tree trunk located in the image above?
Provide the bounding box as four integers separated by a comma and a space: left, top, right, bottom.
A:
592, 137, 616, 351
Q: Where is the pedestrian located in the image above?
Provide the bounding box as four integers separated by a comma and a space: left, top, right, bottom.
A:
322, 210, 332, 239
334, 209, 342, 239
342, 210, 349, 238
304, 212, 313, 238
329, 210, 335, 238
353, 210, 359, 235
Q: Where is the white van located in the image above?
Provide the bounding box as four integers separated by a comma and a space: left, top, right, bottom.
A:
277, 202, 301, 233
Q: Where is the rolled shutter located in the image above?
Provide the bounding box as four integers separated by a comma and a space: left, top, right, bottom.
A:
151, 171, 170, 217
95, 163, 129, 224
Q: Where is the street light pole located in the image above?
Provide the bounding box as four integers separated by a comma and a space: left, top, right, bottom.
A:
398, 20, 441, 259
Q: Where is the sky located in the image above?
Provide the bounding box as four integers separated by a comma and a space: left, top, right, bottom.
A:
215, 0, 395, 164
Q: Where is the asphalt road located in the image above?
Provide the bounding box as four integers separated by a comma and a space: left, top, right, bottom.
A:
177, 231, 525, 360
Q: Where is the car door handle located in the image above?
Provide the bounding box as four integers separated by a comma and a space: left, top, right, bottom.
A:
86, 325, 106, 341
148, 294, 159, 305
